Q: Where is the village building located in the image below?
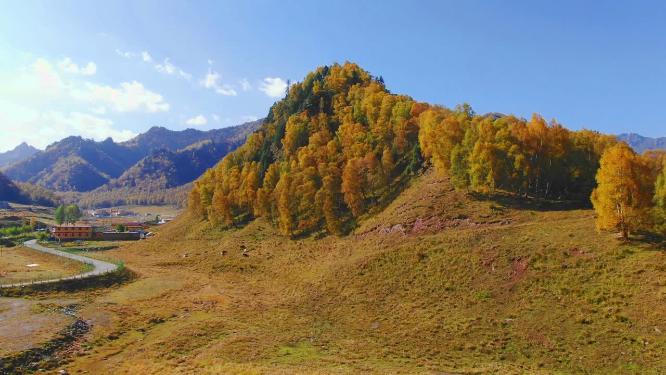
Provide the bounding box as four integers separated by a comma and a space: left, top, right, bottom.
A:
52, 223, 93, 241
98, 231, 141, 241
124, 222, 146, 232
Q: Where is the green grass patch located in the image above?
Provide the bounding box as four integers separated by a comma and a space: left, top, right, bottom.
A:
274, 342, 324, 365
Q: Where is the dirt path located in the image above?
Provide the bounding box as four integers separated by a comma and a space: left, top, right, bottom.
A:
0, 240, 118, 288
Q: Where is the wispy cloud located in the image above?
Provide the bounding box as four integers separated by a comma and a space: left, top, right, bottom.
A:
155, 58, 192, 80
58, 57, 97, 76
2, 58, 169, 114
116, 49, 191, 81
259, 77, 288, 98
77, 81, 170, 113
240, 78, 252, 91
185, 114, 207, 127
115, 49, 135, 59
0, 106, 137, 151
141, 51, 152, 62
201, 69, 237, 96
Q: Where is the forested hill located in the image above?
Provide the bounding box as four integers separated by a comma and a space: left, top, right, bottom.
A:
3, 120, 262, 192
104, 140, 237, 190
0, 171, 58, 206
189, 62, 637, 237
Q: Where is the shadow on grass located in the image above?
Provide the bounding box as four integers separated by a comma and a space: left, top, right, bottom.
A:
0, 268, 136, 297
469, 191, 589, 212
627, 232, 666, 250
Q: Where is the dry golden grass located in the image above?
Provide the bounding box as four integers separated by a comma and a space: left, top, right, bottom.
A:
8, 170, 666, 374
0, 246, 85, 284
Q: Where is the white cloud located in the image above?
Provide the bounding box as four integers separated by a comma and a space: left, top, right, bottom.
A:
115, 49, 135, 59
259, 77, 288, 98
0, 106, 137, 151
185, 114, 207, 127
77, 81, 170, 113
116, 49, 191, 80
240, 78, 251, 91
90, 106, 107, 115
212, 114, 220, 122
141, 51, 152, 62
200, 69, 237, 96
155, 58, 191, 80
3, 58, 169, 114
29, 58, 66, 96
58, 57, 97, 76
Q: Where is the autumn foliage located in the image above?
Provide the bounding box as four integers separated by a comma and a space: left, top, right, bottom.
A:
189, 62, 665, 238
190, 63, 422, 236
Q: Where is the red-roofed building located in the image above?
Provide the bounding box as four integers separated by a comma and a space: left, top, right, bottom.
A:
124, 222, 146, 232
52, 224, 93, 241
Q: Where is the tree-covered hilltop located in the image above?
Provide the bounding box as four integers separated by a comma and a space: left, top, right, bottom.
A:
190, 62, 665, 238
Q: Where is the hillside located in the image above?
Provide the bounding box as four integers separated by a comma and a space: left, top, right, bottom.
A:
0, 142, 39, 168
104, 140, 236, 190
45, 170, 666, 374
0, 172, 58, 206
3, 120, 262, 192
618, 133, 666, 153
0, 171, 24, 203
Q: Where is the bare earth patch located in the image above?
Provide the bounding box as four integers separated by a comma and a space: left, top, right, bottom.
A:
0, 297, 76, 357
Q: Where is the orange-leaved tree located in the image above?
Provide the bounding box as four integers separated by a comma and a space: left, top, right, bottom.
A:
591, 143, 654, 239
654, 163, 666, 235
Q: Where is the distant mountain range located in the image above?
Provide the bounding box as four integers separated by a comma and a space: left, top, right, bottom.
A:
0, 142, 39, 168
617, 133, 666, 153
1, 120, 262, 193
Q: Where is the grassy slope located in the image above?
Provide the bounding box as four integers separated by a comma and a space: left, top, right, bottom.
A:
60, 170, 666, 374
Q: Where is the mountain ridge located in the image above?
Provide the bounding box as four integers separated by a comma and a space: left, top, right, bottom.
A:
618, 133, 666, 153
0, 142, 40, 168
3, 120, 262, 192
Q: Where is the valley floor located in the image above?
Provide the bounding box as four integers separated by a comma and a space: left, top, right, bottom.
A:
5, 172, 666, 374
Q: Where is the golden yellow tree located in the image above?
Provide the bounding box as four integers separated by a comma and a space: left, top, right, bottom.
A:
654, 164, 666, 235
591, 143, 653, 239
211, 187, 233, 226
342, 158, 364, 217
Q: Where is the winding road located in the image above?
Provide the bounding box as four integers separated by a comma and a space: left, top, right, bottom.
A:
0, 240, 118, 288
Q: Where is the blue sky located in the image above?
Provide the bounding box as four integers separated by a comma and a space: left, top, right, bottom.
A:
0, 0, 665, 152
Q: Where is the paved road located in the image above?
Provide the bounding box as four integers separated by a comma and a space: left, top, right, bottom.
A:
0, 240, 118, 288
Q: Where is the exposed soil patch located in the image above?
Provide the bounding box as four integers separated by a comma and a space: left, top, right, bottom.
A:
0, 305, 89, 374
0, 298, 74, 356
509, 257, 529, 282
360, 215, 511, 237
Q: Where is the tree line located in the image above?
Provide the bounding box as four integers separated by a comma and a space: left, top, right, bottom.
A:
189, 62, 665, 239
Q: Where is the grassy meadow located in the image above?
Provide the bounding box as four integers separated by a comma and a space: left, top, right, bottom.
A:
0, 246, 86, 285
15, 170, 657, 374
